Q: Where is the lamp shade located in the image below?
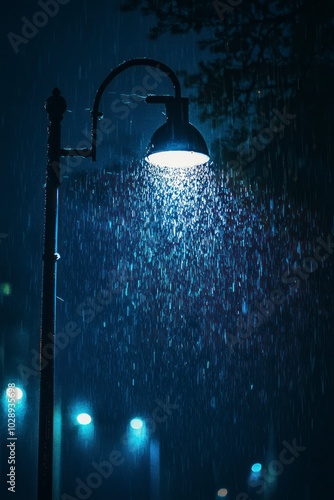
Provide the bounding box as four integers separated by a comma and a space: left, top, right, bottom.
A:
145, 122, 209, 168
144, 95, 210, 168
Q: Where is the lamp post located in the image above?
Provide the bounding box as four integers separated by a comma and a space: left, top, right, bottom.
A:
37, 57, 209, 500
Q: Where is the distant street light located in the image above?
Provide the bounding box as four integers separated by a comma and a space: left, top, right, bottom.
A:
6, 386, 23, 400
251, 463, 262, 473
38, 57, 209, 500
76, 413, 92, 426
130, 418, 144, 430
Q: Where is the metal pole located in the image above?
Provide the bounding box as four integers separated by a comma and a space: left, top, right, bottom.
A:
38, 88, 66, 500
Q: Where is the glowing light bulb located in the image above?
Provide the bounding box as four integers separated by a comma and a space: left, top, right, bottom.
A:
146, 151, 209, 168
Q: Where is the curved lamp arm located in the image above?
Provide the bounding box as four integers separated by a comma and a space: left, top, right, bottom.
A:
90, 58, 181, 161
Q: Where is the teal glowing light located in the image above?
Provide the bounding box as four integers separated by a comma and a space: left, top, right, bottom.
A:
3, 386, 26, 419
127, 418, 147, 450
77, 413, 92, 425
130, 418, 143, 430
251, 463, 262, 473
6, 387, 23, 401
0, 283, 12, 296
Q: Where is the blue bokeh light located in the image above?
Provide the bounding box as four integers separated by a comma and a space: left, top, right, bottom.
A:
251, 463, 262, 473
130, 418, 143, 430
126, 417, 148, 451
6, 386, 23, 401
76, 413, 92, 425
3, 385, 27, 420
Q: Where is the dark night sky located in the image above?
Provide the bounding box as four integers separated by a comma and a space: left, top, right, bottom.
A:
1, 1, 334, 500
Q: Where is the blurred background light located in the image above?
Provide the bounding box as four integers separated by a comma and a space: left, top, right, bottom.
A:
217, 487, 228, 497
127, 417, 148, 450
3, 385, 27, 420
0, 282, 12, 296
6, 386, 23, 401
76, 413, 92, 425
130, 417, 144, 430
251, 463, 262, 473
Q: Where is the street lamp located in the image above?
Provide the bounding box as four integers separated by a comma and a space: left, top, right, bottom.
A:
37, 57, 209, 500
